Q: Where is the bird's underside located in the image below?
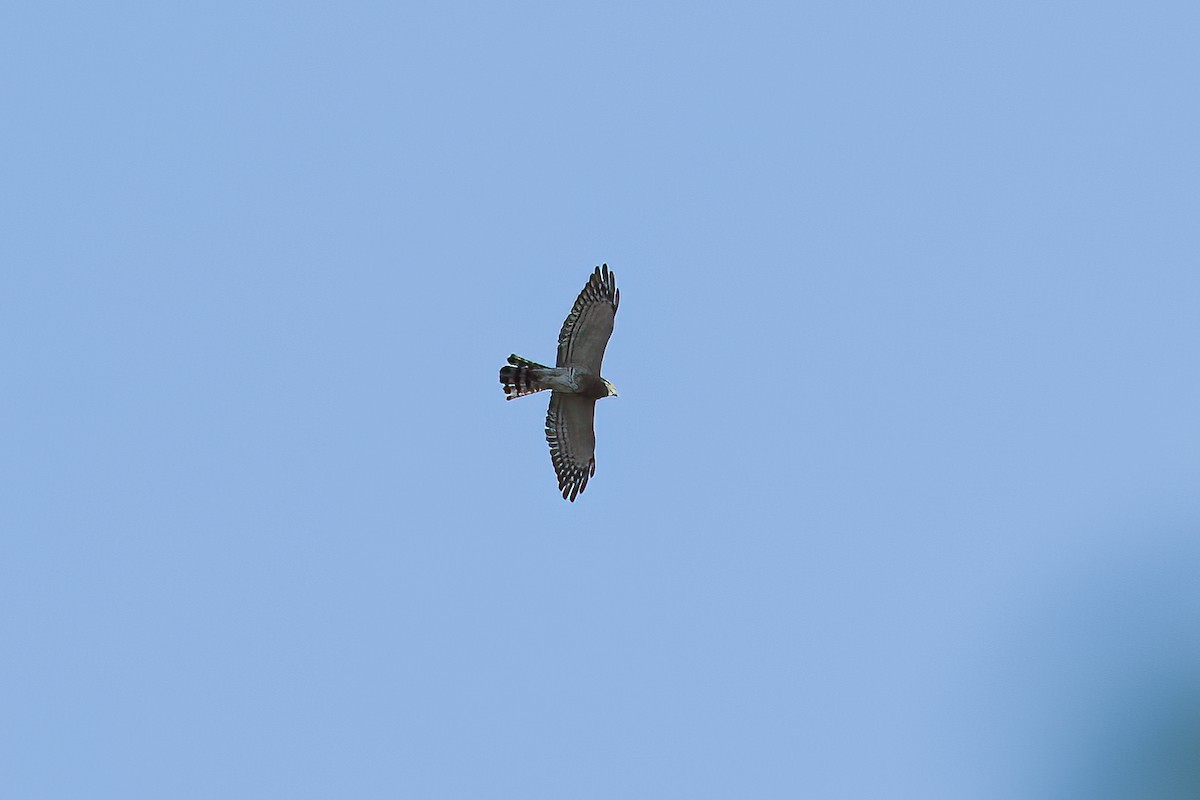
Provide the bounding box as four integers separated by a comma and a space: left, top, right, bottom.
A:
498, 264, 619, 501
500, 357, 612, 401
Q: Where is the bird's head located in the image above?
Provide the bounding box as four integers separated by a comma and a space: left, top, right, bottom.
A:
602, 379, 618, 398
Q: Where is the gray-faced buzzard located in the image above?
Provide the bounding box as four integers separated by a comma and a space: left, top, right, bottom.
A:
499, 264, 619, 501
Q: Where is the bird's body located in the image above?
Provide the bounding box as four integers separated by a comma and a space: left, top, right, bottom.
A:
500, 362, 612, 399
499, 264, 619, 501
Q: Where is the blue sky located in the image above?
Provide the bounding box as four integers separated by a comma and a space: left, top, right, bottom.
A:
3, 3, 1198, 798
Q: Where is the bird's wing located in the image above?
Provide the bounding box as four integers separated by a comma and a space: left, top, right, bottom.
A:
556, 264, 619, 373
545, 393, 598, 502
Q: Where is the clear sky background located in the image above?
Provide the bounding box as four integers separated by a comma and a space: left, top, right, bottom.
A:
3, 3, 1198, 798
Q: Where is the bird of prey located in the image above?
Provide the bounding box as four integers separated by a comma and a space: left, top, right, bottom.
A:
499, 264, 619, 501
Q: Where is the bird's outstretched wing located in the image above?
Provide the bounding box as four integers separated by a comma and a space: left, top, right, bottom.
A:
545, 392, 597, 502
556, 264, 619, 373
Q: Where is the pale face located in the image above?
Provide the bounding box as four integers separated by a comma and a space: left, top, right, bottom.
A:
602, 379, 618, 398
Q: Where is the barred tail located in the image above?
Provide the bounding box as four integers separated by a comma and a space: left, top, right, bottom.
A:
499, 354, 550, 400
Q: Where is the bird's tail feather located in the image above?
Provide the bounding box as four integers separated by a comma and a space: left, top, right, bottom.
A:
500, 354, 550, 400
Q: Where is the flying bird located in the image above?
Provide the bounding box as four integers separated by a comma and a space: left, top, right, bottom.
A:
499, 264, 619, 501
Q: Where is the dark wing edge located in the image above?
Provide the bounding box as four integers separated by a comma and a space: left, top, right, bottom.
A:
545, 393, 598, 502
556, 264, 619, 372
